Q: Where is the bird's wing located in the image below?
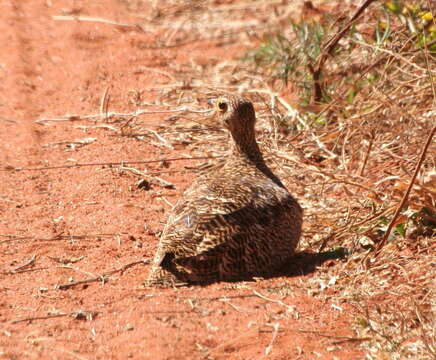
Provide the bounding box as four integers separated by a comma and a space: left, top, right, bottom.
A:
158, 177, 291, 258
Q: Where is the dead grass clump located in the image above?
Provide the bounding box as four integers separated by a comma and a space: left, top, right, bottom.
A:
20, 0, 435, 358
119, 1, 435, 358
59, 3, 434, 357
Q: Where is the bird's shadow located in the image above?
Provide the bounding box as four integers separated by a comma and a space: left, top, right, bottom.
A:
263, 248, 346, 280
202, 249, 345, 286
170, 249, 346, 287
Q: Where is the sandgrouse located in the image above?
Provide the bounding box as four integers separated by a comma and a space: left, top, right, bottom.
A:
147, 95, 302, 285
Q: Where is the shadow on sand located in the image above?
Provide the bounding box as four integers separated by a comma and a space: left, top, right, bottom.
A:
166, 249, 347, 286
264, 248, 347, 280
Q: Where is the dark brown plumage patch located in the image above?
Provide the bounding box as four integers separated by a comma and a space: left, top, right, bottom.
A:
147, 95, 302, 286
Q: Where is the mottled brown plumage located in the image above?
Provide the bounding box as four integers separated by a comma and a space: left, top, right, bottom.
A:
147, 95, 302, 286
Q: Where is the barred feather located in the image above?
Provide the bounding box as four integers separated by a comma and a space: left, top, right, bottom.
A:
147, 95, 302, 286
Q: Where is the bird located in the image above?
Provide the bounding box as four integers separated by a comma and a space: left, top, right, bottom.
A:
147, 94, 302, 286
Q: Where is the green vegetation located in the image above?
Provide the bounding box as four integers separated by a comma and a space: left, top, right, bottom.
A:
245, 2, 435, 358
248, 0, 436, 108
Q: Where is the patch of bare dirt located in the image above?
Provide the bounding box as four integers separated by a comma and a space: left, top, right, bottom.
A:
1, 1, 369, 359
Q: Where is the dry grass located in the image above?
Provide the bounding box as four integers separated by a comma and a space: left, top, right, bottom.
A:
130, 2, 435, 358
28, 0, 436, 358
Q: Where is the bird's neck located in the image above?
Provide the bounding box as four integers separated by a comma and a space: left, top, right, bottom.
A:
230, 128, 262, 162
228, 130, 284, 187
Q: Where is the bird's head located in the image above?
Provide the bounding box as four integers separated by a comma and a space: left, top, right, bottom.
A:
209, 95, 256, 134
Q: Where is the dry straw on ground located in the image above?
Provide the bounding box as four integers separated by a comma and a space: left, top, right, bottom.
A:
91, 2, 436, 358
4, 0, 434, 358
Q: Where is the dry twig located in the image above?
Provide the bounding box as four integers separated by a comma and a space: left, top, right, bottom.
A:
12, 310, 98, 324
375, 125, 436, 255
56, 259, 149, 290
2, 255, 36, 274
311, 0, 378, 102
35, 107, 212, 124
52, 15, 145, 31
0, 155, 222, 172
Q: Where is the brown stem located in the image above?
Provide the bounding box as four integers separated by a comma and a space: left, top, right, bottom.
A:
375, 126, 436, 256
0, 155, 221, 172
311, 0, 378, 103
359, 130, 375, 177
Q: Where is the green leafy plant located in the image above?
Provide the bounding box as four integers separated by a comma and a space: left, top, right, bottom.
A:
248, 0, 435, 111
384, 1, 436, 52
247, 22, 327, 104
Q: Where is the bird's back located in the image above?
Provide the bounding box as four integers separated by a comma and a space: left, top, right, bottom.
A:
147, 157, 302, 285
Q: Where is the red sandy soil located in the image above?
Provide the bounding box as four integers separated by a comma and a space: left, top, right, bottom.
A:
0, 1, 364, 359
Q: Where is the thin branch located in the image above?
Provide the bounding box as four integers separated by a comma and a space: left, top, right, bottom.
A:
119, 165, 175, 189
319, 0, 377, 69
52, 15, 145, 31
296, 328, 371, 343
264, 323, 280, 356
12, 310, 98, 324
12, 313, 68, 324
375, 125, 436, 255
421, 20, 436, 102
252, 290, 295, 312
2, 255, 36, 274
35, 107, 212, 123
0, 232, 122, 244
100, 86, 110, 123
311, 0, 378, 102
359, 130, 375, 177
0, 155, 222, 172
56, 259, 149, 290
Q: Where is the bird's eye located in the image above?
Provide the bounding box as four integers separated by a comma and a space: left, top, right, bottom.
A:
217, 102, 228, 112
